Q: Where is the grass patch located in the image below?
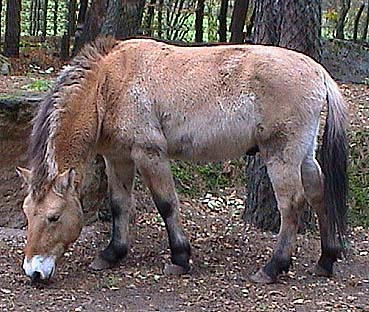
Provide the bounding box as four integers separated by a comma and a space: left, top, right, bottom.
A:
22, 79, 53, 92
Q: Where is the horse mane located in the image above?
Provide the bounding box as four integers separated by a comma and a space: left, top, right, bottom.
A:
28, 36, 118, 197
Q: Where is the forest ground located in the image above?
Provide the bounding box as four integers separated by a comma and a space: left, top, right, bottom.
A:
0, 49, 369, 311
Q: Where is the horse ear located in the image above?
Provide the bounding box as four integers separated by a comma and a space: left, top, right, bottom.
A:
54, 169, 76, 195
16, 167, 32, 186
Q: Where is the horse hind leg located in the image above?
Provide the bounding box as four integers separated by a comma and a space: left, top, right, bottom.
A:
90, 156, 135, 270
251, 159, 305, 284
301, 156, 341, 276
132, 145, 191, 275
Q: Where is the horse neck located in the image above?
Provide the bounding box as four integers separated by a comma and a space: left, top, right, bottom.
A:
52, 85, 103, 186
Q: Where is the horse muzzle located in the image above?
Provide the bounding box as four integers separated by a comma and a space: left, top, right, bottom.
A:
23, 255, 56, 282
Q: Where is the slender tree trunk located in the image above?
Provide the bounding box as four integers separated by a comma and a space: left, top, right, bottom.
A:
218, 0, 228, 42
61, 0, 77, 60
0, 0, 2, 46
158, 0, 164, 38
42, 0, 49, 38
336, 0, 351, 39
244, 0, 322, 233
30, 0, 34, 35
195, 0, 205, 42
53, 0, 58, 36
36, 0, 41, 35
361, 1, 369, 41
230, 0, 249, 43
353, 3, 365, 42
246, 4, 256, 38
144, 0, 156, 36
77, 0, 88, 25
3, 0, 21, 57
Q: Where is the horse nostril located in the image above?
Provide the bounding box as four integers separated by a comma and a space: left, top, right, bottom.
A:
31, 271, 41, 283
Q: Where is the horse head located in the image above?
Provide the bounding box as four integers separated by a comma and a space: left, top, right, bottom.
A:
17, 168, 83, 282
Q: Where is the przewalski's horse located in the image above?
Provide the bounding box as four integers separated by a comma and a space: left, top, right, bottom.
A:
17, 37, 347, 284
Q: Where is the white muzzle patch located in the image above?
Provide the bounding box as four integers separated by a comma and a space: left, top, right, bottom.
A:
23, 255, 56, 280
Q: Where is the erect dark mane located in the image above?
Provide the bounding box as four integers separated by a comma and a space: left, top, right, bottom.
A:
28, 36, 118, 197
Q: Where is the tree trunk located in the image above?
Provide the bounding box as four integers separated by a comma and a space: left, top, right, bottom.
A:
60, 0, 77, 60
53, 0, 58, 36
144, 0, 156, 36
158, 0, 164, 38
3, 0, 21, 58
0, 0, 2, 47
101, 0, 145, 39
353, 3, 365, 42
42, 0, 49, 39
77, 0, 89, 25
218, 0, 228, 42
246, 4, 256, 39
73, 0, 108, 55
230, 0, 249, 43
361, 1, 369, 41
195, 0, 205, 42
336, 0, 351, 39
244, 0, 322, 233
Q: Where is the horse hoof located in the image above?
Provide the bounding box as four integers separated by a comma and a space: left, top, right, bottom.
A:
312, 264, 333, 277
90, 256, 115, 271
250, 269, 276, 284
163, 263, 189, 276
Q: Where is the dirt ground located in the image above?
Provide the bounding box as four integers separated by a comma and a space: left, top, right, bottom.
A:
0, 77, 369, 311
0, 188, 369, 312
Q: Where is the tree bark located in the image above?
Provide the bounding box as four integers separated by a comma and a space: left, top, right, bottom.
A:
3, 0, 21, 58
353, 3, 365, 42
362, 1, 369, 41
144, 0, 156, 36
218, 0, 228, 42
244, 0, 322, 233
53, 0, 58, 36
101, 0, 145, 39
77, 0, 89, 25
230, 0, 249, 43
158, 0, 164, 38
42, 0, 49, 39
195, 0, 205, 42
0, 0, 2, 46
336, 0, 351, 39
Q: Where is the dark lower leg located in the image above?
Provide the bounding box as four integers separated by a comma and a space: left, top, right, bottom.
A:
98, 194, 129, 264
153, 195, 191, 271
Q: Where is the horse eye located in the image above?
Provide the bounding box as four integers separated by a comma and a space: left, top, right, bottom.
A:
48, 214, 61, 223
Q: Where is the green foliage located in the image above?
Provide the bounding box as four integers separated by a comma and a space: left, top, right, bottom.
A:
348, 129, 369, 226
22, 79, 53, 92
171, 159, 246, 197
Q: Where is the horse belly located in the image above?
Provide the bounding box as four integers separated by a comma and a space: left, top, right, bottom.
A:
166, 118, 256, 161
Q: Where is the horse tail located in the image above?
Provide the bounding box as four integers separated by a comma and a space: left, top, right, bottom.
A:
321, 71, 348, 249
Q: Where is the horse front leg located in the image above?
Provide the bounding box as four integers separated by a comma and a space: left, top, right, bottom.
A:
90, 156, 135, 270
132, 146, 191, 275
251, 161, 305, 284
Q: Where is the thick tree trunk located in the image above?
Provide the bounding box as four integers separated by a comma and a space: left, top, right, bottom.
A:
73, 0, 108, 55
244, 0, 322, 232
218, 0, 228, 42
353, 3, 365, 42
100, 0, 145, 39
61, 0, 77, 60
336, 0, 351, 39
195, 0, 205, 42
230, 0, 249, 43
3, 0, 21, 58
